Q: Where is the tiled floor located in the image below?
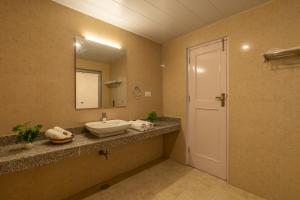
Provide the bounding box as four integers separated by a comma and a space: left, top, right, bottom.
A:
83, 159, 265, 200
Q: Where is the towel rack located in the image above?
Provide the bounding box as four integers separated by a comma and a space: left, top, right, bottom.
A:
263, 46, 300, 62
104, 80, 122, 87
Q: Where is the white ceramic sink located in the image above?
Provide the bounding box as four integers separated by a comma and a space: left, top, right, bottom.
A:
85, 120, 131, 138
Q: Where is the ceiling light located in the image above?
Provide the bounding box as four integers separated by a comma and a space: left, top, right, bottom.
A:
85, 35, 122, 49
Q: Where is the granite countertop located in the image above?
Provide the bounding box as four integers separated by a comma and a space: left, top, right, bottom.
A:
0, 119, 180, 175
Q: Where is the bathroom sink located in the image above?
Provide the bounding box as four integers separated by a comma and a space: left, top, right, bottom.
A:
85, 120, 131, 138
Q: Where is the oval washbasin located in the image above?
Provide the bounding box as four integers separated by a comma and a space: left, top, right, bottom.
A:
85, 120, 131, 138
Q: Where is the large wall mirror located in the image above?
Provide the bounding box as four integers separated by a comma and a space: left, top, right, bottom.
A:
75, 36, 127, 109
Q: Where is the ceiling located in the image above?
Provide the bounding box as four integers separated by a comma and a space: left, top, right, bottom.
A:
52, 0, 269, 43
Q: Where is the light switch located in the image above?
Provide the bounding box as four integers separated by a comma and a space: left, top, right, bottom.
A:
145, 91, 152, 97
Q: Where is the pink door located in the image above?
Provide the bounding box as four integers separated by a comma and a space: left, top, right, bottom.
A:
188, 39, 227, 179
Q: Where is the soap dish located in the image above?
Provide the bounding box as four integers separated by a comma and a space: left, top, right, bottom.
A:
50, 135, 74, 144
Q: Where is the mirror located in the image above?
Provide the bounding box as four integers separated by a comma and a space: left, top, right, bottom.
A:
75, 36, 127, 109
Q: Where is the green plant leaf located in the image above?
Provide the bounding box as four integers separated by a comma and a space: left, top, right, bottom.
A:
147, 111, 157, 122
13, 122, 43, 143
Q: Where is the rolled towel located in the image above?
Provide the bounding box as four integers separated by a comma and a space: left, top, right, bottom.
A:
45, 129, 68, 140
129, 120, 153, 132
136, 120, 154, 129
131, 123, 146, 131
53, 126, 72, 138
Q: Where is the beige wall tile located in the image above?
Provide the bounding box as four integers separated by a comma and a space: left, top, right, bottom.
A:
0, 0, 163, 199
162, 0, 300, 199
0, 0, 162, 135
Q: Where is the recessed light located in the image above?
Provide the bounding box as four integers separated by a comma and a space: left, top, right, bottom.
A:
241, 44, 250, 50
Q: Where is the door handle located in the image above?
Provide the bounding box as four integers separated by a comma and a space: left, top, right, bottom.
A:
215, 93, 226, 107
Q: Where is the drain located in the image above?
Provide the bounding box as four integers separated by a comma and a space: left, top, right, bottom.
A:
100, 183, 111, 190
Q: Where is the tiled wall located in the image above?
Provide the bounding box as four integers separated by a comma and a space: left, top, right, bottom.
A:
0, 0, 162, 135
0, 0, 163, 199
162, 0, 300, 199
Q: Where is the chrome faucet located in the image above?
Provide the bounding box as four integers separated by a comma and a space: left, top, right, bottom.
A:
101, 112, 107, 122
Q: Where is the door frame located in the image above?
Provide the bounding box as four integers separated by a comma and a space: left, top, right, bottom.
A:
185, 37, 229, 181
75, 68, 102, 110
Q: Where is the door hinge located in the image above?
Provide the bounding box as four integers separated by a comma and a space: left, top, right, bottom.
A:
222, 38, 225, 51
188, 96, 191, 102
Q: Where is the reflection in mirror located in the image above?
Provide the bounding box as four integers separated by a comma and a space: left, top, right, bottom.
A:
76, 69, 101, 109
75, 36, 127, 109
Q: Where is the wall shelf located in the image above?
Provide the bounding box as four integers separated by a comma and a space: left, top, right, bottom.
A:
263, 46, 300, 62
104, 80, 122, 87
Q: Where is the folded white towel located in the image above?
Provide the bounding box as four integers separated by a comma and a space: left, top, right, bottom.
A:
45, 129, 68, 140
129, 120, 154, 132
129, 121, 147, 131
53, 126, 72, 138
136, 120, 154, 129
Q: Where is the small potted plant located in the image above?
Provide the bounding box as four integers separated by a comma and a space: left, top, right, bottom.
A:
147, 111, 158, 123
12, 122, 43, 149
